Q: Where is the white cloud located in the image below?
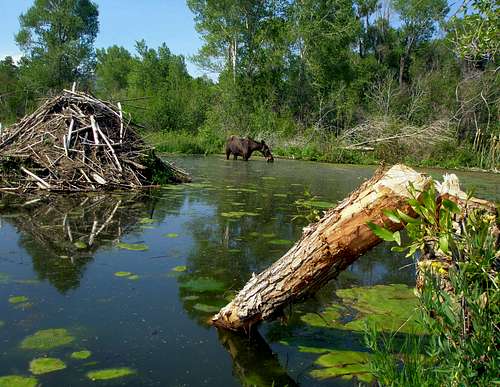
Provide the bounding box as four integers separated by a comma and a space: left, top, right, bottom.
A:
0, 52, 23, 64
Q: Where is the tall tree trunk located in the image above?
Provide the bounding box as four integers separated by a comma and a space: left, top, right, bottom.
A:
212, 164, 431, 332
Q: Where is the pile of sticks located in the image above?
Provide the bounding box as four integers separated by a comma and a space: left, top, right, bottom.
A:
0, 89, 190, 191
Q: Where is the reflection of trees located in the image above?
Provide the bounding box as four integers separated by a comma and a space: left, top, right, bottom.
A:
0, 191, 183, 293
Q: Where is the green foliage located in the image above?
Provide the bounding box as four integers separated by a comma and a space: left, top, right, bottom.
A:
29, 357, 66, 375
20, 328, 75, 350
365, 182, 499, 386
16, 0, 99, 90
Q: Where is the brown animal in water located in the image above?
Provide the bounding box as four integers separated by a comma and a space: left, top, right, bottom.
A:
225, 136, 274, 162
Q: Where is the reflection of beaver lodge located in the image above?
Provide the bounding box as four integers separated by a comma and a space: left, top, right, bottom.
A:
0, 193, 154, 292
0, 89, 190, 191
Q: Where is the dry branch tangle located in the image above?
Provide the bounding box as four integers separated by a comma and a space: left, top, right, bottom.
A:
212, 164, 431, 331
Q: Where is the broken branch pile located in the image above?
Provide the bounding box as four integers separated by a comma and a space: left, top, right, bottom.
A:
0, 90, 190, 191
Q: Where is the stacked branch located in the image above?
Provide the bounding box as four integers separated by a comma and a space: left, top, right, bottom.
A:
0, 90, 190, 191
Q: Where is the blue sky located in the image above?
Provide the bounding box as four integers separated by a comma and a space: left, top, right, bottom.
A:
0, 0, 207, 77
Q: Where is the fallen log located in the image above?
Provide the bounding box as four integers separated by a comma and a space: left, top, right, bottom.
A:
213, 165, 495, 332
212, 164, 431, 331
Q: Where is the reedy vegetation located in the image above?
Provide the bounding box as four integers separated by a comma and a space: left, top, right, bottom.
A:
366, 181, 499, 386
0, 0, 498, 169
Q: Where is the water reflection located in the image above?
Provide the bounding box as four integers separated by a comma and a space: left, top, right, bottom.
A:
0, 156, 498, 386
0, 192, 182, 292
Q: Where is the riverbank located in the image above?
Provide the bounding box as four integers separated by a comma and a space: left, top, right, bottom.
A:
146, 130, 499, 174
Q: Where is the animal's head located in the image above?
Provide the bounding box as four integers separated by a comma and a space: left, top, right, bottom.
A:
260, 140, 274, 162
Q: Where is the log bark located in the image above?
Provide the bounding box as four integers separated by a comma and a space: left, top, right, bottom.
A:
212, 164, 431, 332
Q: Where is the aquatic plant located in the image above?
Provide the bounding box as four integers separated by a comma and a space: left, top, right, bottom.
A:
220, 211, 259, 219
192, 303, 221, 313
29, 358, 66, 375
0, 273, 11, 284
8, 296, 29, 304
73, 241, 87, 249
164, 233, 179, 238
310, 350, 373, 383
70, 350, 92, 360
268, 239, 292, 246
20, 328, 75, 350
179, 277, 225, 293
86, 368, 136, 381
0, 375, 38, 387
114, 271, 132, 277
171, 266, 187, 272
116, 242, 149, 251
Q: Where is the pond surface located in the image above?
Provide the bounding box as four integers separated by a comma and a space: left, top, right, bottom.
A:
0, 156, 498, 386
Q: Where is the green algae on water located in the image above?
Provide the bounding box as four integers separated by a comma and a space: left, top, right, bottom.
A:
179, 277, 225, 293
116, 242, 148, 251
163, 233, 179, 238
71, 350, 92, 360
20, 328, 75, 350
310, 350, 373, 382
0, 375, 38, 387
86, 368, 136, 381
29, 357, 66, 375
171, 265, 187, 272
9, 296, 29, 304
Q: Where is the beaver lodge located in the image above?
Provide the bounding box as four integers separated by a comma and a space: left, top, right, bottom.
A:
0, 89, 190, 192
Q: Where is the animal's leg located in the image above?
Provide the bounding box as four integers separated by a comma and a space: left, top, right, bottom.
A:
233, 155, 237, 160
226, 150, 230, 160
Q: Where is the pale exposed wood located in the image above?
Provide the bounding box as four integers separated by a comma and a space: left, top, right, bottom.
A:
20, 167, 51, 190
212, 164, 431, 332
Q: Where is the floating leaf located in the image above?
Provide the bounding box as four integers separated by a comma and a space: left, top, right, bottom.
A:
127, 275, 140, 281
171, 266, 187, 272
8, 296, 29, 304
20, 328, 75, 350
269, 239, 292, 246
180, 277, 225, 293
114, 272, 132, 277
163, 233, 179, 238
116, 242, 148, 251
221, 211, 259, 218
192, 303, 221, 313
74, 241, 87, 249
0, 375, 38, 387
86, 368, 136, 381
139, 217, 155, 224
29, 357, 66, 375
71, 350, 92, 360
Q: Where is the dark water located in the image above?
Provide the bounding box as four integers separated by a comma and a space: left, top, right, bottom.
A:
0, 156, 498, 386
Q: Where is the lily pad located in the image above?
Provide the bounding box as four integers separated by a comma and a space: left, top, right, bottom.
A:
179, 277, 225, 293
221, 211, 259, 219
139, 217, 155, 224
182, 295, 199, 301
163, 233, 179, 238
29, 357, 66, 375
0, 273, 11, 284
71, 350, 92, 360
86, 368, 136, 381
114, 271, 133, 277
269, 239, 293, 246
9, 296, 29, 304
74, 241, 87, 249
127, 275, 140, 281
20, 328, 75, 350
171, 266, 187, 272
0, 375, 38, 387
116, 242, 148, 251
192, 303, 221, 313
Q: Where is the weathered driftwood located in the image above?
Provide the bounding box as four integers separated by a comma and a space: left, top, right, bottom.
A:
0, 90, 190, 191
212, 164, 431, 331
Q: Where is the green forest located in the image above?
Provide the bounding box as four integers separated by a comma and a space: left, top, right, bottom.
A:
0, 0, 498, 170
